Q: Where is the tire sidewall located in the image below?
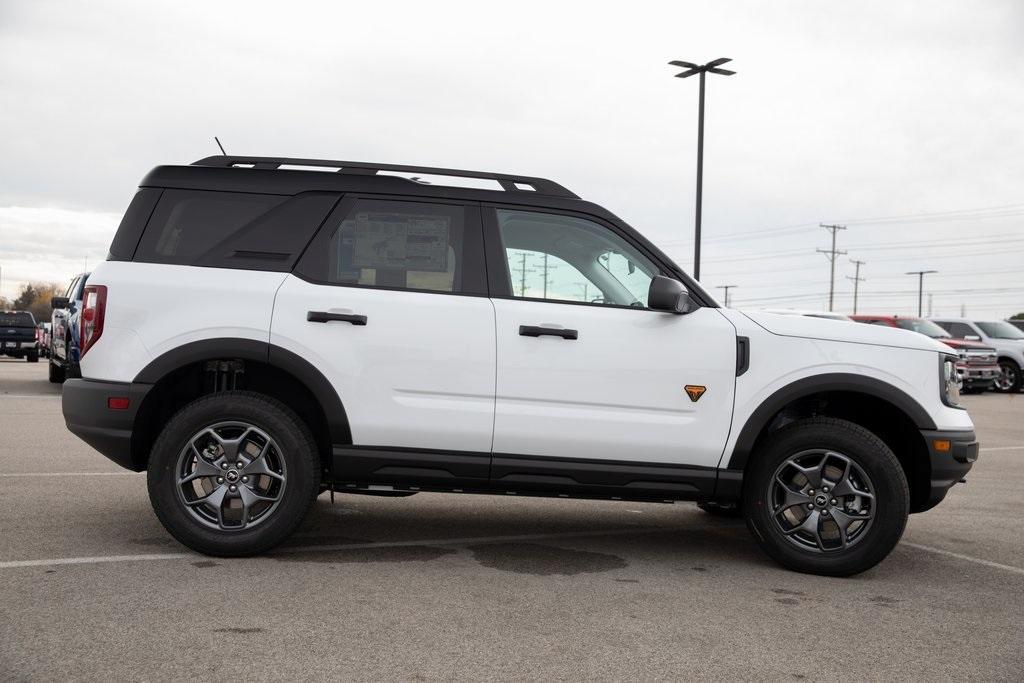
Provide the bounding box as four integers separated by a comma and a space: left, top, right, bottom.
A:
147, 392, 320, 556
743, 420, 909, 576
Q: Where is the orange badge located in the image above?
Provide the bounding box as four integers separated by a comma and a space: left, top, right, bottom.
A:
684, 385, 707, 402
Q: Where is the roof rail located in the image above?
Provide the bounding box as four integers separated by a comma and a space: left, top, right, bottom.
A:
191, 155, 578, 199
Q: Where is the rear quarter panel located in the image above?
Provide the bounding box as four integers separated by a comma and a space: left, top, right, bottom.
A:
78, 262, 287, 382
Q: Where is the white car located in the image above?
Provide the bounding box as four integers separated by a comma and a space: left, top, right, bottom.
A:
62, 155, 977, 576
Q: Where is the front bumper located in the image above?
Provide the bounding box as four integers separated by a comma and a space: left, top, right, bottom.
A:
920, 429, 978, 510
959, 365, 1000, 388
62, 378, 151, 471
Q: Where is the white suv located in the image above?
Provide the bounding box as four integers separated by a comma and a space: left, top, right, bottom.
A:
62, 155, 978, 576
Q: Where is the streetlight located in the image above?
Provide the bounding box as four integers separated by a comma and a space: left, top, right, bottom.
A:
668, 57, 736, 281
906, 270, 937, 316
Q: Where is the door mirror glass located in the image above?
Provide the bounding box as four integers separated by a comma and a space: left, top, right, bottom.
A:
648, 275, 694, 314
50, 296, 69, 309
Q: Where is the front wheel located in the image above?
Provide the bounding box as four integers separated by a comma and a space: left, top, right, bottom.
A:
993, 360, 1021, 393
743, 417, 908, 577
26, 349, 39, 363
147, 391, 321, 557
48, 359, 65, 383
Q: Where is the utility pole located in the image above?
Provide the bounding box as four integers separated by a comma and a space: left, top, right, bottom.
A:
817, 224, 847, 312
960, 302, 966, 317
668, 57, 736, 281
928, 293, 933, 317
846, 259, 866, 314
716, 284, 736, 307
906, 270, 937, 317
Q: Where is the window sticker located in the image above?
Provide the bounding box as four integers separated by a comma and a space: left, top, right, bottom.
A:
348, 212, 450, 273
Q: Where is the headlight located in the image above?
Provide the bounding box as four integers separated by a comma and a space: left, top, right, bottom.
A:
940, 355, 962, 408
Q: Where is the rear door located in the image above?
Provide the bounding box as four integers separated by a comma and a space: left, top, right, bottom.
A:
272, 196, 496, 486
484, 206, 737, 479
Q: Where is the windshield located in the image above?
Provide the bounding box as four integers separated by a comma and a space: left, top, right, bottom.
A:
895, 318, 951, 338
0, 312, 35, 327
977, 321, 1024, 340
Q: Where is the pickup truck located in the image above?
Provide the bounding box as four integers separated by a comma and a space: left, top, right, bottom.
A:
0, 311, 40, 362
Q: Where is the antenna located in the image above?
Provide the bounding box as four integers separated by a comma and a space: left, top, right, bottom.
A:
214, 137, 227, 156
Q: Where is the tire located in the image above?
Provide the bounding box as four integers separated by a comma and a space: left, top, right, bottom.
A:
993, 360, 1021, 393
743, 417, 909, 577
48, 359, 65, 383
26, 350, 39, 363
147, 391, 321, 557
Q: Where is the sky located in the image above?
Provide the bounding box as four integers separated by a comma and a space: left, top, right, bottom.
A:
1, 0, 1022, 317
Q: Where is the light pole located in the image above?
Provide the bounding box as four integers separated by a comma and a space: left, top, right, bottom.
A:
668, 57, 736, 281
906, 270, 937, 317
716, 284, 736, 307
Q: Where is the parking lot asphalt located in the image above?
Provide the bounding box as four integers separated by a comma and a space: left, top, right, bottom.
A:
0, 358, 1022, 681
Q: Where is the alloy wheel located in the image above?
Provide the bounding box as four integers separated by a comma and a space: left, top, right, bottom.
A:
175, 421, 287, 530
768, 449, 875, 552
994, 363, 1018, 392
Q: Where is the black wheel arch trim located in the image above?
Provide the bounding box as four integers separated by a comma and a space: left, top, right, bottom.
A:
726, 373, 937, 470
133, 337, 351, 444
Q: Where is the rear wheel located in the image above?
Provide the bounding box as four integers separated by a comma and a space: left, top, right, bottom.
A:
26, 349, 39, 363
993, 360, 1021, 393
147, 391, 321, 556
743, 417, 908, 576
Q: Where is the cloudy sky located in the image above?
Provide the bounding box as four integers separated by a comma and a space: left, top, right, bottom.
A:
2, 0, 1022, 317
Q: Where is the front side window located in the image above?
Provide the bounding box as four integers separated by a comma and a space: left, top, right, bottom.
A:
298, 199, 476, 294
496, 209, 659, 308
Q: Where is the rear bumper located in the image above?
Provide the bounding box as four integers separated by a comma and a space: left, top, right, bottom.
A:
920, 429, 978, 510
62, 378, 151, 471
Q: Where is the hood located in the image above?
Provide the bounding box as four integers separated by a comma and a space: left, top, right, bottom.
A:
741, 311, 951, 353
938, 338, 992, 351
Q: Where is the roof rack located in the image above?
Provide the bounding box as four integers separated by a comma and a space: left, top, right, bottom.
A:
191, 155, 578, 199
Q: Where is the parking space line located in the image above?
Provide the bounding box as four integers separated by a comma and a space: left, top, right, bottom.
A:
0, 526, 666, 570
901, 542, 1024, 577
980, 445, 1024, 452
0, 472, 138, 477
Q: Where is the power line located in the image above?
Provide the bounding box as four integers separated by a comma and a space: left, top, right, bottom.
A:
817, 224, 847, 312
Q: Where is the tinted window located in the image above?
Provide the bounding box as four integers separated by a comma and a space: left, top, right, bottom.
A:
297, 199, 481, 294
135, 190, 286, 266
109, 188, 162, 261
496, 209, 659, 307
0, 312, 34, 327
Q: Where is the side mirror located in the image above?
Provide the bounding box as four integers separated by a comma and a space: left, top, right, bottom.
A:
648, 275, 696, 314
51, 296, 69, 309
964, 334, 981, 341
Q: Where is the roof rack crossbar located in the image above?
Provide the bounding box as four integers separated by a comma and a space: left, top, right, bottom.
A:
191, 156, 577, 198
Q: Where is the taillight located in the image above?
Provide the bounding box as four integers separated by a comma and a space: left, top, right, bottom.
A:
80, 285, 107, 357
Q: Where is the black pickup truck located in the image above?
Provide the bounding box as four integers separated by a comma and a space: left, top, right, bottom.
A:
1, 311, 40, 362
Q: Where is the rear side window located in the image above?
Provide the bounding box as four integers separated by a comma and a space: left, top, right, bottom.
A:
134, 190, 339, 270
108, 188, 162, 261
295, 198, 486, 295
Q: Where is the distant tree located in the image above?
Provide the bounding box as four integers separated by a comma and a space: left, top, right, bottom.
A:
1012, 312, 1024, 320
10, 282, 62, 323
0, 295, 11, 310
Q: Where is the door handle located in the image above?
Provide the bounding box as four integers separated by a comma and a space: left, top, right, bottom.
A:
307, 311, 368, 325
519, 325, 578, 340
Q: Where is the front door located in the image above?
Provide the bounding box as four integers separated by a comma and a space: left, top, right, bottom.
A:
486, 207, 737, 471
